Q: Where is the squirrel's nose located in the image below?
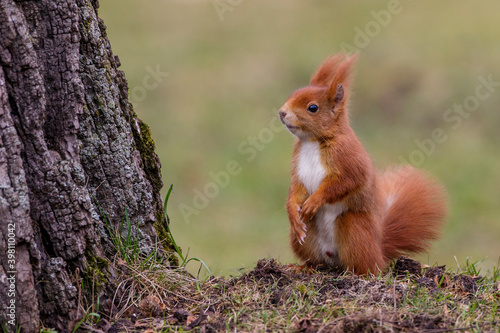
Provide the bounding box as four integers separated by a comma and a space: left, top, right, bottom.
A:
279, 110, 287, 121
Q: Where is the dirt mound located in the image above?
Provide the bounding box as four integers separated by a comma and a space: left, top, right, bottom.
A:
79, 257, 497, 332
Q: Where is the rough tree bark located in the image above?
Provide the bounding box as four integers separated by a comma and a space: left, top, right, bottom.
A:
0, 0, 175, 331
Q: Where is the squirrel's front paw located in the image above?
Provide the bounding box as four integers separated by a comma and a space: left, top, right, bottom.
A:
292, 208, 307, 245
300, 196, 322, 222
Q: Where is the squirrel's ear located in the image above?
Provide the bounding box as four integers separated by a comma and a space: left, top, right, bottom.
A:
334, 84, 344, 104
309, 54, 345, 86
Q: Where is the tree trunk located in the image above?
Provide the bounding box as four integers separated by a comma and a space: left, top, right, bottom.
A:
0, 0, 175, 331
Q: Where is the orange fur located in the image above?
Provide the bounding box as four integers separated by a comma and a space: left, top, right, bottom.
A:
279, 53, 448, 274
379, 166, 447, 260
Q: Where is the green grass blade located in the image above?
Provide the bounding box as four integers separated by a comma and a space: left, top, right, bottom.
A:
163, 184, 185, 264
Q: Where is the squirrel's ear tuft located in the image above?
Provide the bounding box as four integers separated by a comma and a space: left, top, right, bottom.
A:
328, 53, 358, 103
309, 53, 346, 87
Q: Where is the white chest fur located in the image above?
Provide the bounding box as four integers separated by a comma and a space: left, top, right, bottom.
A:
297, 140, 346, 264
297, 141, 326, 194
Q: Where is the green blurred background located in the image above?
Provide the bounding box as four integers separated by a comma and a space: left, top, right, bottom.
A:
99, 1, 500, 276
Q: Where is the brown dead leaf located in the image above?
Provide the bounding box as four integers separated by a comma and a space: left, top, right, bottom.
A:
135, 317, 171, 330
443, 303, 449, 316
186, 315, 198, 326
138, 295, 166, 317
296, 318, 314, 332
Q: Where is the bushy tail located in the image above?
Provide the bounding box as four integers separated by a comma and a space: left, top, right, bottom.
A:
380, 166, 448, 260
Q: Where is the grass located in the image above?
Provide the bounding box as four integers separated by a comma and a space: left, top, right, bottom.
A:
96, 201, 140, 264
163, 184, 211, 277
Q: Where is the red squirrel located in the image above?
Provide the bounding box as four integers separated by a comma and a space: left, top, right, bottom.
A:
279, 53, 447, 274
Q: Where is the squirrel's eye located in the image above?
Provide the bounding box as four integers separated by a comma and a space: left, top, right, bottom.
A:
307, 104, 319, 113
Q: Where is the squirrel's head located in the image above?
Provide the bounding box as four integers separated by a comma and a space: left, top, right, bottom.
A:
279, 53, 357, 141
